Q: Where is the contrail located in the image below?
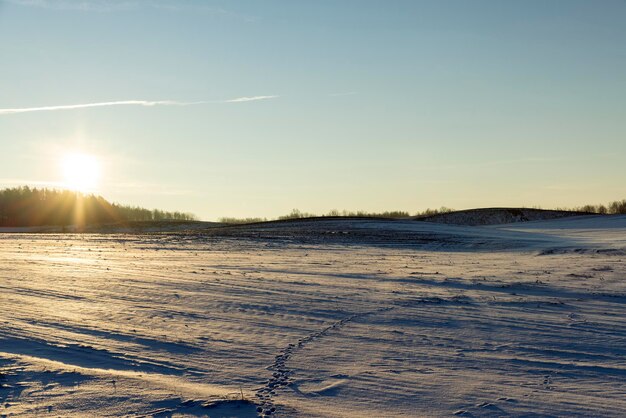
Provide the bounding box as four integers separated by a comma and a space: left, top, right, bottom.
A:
0, 96, 278, 115
224, 95, 278, 103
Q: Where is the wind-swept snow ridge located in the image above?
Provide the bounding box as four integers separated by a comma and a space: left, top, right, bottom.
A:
0, 215, 625, 416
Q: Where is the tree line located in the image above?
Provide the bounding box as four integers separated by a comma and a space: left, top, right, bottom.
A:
562, 200, 626, 215
0, 186, 196, 227
219, 207, 454, 224
219, 200, 626, 225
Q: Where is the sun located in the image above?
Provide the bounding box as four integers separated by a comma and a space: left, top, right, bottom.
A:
61, 152, 101, 192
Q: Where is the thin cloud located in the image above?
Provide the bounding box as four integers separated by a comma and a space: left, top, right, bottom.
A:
0, 96, 278, 115
0, 100, 184, 115
224, 95, 279, 103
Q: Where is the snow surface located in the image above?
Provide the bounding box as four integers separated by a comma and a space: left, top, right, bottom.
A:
1, 216, 625, 417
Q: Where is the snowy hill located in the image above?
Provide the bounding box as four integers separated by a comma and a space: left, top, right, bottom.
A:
415, 207, 593, 226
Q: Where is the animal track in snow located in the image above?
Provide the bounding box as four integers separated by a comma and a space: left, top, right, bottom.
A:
254, 307, 392, 416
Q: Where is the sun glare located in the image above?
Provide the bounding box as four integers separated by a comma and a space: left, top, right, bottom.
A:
61, 152, 101, 192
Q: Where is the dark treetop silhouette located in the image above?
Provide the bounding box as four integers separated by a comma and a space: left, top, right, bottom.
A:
0, 186, 196, 227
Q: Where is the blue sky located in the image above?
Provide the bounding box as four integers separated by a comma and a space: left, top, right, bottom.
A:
1, 0, 625, 220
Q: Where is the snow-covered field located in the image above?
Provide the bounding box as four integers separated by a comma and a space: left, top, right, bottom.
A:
1, 216, 625, 417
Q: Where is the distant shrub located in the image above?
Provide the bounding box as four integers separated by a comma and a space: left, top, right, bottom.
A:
219, 217, 268, 224
414, 207, 454, 218
372, 210, 411, 218
565, 200, 626, 215
608, 199, 626, 214
323, 209, 410, 218
277, 209, 317, 220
